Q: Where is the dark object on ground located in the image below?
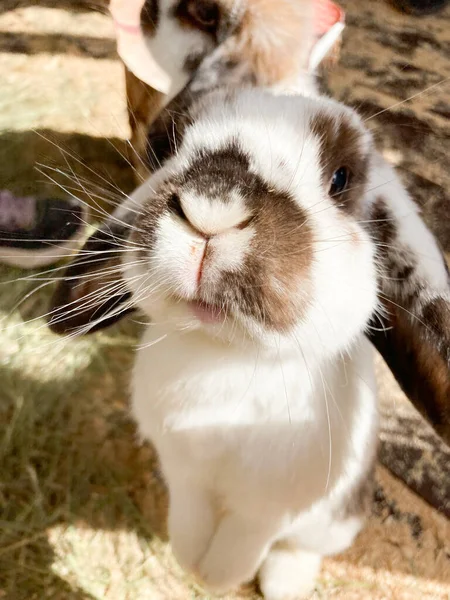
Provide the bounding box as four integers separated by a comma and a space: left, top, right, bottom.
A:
391, 0, 448, 15
0, 190, 87, 268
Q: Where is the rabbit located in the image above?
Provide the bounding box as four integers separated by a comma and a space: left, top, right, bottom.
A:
49, 67, 450, 447
125, 89, 384, 598
107, 0, 450, 441
50, 87, 401, 598
107, 1, 450, 443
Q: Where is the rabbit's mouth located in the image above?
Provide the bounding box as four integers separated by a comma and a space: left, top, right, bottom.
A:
186, 300, 226, 325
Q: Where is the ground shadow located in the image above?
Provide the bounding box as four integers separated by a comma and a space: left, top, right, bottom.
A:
0, 31, 116, 59
0, 122, 144, 599
0, 129, 136, 218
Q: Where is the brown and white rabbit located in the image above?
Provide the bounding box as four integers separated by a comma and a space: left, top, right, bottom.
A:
60, 88, 378, 598
49, 86, 449, 596
50, 74, 450, 449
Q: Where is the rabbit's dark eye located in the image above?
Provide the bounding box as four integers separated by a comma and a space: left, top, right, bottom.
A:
167, 193, 187, 221
329, 167, 350, 196
176, 1, 220, 33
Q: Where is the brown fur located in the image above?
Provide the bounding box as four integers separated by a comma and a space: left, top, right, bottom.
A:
48, 221, 134, 335
370, 300, 450, 444
238, 0, 314, 85
338, 465, 376, 522
310, 111, 369, 214
175, 0, 222, 36
370, 197, 397, 246
125, 67, 165, 179
141, 0, 159, 33
217, 188, 313, 332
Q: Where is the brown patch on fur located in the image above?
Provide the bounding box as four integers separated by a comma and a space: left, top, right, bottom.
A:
422, 297, 450, 345
370, 196, 397, 246
310, 111, 369, 214
49, 254, 132, 335
145, 88, 194, 172
174, 0, 221, 37
237, 0, 315, 84
339, 464, 376, 522
367, 195, 450, 445
141, 0, 159, 34
370, 196, 420, 306
211, 186, 313, 332
369, 299, 450, 444
181, 142, 251, 196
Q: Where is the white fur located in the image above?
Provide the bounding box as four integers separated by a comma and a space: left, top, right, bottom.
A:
182, 188, 252, 234
365, 152, 449, 295
259, 548, 322, 600
143, 0, 214, 103
131, 329, 376, 596
123, 91, 380, 597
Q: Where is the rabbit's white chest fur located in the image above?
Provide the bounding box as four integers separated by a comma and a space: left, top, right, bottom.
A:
132, 325, 377, 596
133, 327, 376, 498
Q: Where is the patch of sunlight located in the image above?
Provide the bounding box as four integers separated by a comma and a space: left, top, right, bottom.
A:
49, 524, 197, 600
321, 559, 450, 599
0, 54, 126, 137
0, 7, 114, 38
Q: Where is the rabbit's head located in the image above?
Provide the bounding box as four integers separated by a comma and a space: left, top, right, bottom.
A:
51, 90, 378, 359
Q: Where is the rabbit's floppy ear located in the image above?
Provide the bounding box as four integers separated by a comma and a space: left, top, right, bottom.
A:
48, 208, 136, 336
365, 154, 450, 445
109, 0, 171, 93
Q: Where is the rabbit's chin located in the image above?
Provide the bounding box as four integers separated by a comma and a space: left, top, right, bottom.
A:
123, 253, 377, 359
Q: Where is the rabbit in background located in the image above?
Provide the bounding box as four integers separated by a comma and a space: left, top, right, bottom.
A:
49, 85, 450, 596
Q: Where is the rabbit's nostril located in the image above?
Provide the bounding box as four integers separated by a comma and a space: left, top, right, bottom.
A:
167, 193, 187, 221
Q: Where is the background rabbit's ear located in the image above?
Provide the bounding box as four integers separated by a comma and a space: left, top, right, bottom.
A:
365, 156, 450, 445
48, 217, 135, 336
109, 0, 171, 93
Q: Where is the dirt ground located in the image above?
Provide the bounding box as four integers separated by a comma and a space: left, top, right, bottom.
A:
0, 1, 449, 599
